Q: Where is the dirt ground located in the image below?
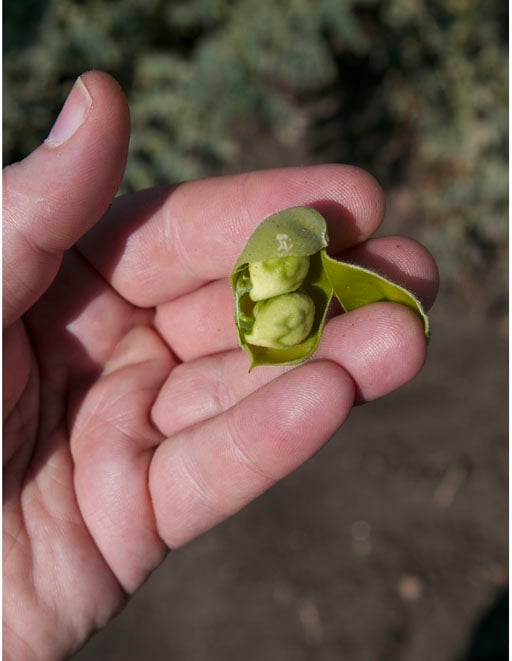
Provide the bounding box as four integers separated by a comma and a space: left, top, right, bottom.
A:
73, 212, 508, 660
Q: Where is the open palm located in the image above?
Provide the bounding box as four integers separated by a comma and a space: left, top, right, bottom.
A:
3, 72, 438, 659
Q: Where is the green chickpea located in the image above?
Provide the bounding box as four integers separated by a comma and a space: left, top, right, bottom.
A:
248, 255, 310, 301
244, 291, 315, 349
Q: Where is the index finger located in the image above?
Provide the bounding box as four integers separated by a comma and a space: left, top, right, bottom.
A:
78, 165, 385, 307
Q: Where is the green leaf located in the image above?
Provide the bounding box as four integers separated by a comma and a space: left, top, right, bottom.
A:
321, 252, 430, 339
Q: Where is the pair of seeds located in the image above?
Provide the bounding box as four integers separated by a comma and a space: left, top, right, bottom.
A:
245, 255, 314, 350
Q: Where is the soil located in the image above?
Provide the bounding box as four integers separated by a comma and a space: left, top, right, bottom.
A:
73, 123, 508, 660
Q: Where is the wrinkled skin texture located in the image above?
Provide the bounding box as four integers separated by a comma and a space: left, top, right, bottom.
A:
3, 71, 439, 659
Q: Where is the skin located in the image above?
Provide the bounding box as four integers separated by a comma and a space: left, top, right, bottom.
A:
3, 71, 439, 659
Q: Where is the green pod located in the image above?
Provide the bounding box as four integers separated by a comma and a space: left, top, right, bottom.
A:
232, 206, 429, 369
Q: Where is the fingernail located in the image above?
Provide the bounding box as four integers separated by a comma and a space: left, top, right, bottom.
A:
45, 77, 92, 147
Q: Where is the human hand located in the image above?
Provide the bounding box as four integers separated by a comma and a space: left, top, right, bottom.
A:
3, 71, 438, 659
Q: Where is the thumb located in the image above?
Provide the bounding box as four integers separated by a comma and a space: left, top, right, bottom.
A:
2, 71, 130, 327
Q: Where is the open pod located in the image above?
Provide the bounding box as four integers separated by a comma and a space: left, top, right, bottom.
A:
231, 206, 429, 369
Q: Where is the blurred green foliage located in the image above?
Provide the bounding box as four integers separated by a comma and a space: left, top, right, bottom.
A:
4, 0, 507, 289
